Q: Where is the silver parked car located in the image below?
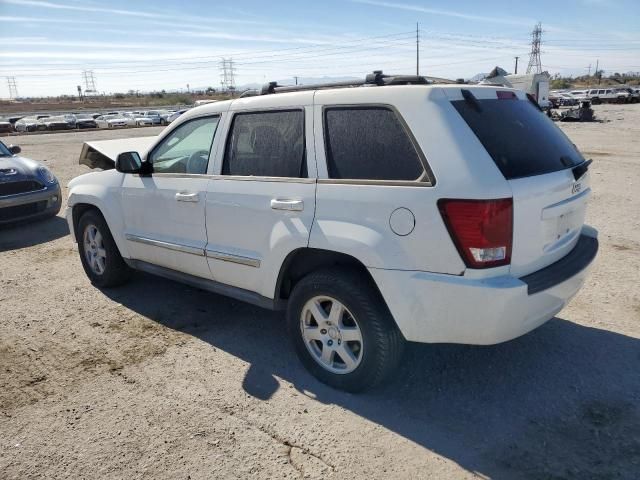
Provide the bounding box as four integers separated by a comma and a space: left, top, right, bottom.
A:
0, 141, 61, 224
14, 116, 46, 133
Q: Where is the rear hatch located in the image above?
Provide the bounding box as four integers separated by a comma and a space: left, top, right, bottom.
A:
449, 87, 591, 277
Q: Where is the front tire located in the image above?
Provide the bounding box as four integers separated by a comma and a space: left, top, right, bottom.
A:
287, 268, 404, 392
77, 210, 131, 288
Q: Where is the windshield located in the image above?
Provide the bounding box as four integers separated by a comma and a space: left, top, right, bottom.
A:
452, 97, 585, 180
0, 141, 12, 156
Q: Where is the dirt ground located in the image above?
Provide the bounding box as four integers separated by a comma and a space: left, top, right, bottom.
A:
1, 105, 639, 479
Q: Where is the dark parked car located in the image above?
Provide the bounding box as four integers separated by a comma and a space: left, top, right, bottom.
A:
0, 119, 13, 134
0, 141, 61, 224
74, 114, 97, 129
43, 115, 75, 130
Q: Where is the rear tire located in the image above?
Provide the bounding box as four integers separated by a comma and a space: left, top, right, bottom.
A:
77, 210, 131, 288
287, 267, 405, 392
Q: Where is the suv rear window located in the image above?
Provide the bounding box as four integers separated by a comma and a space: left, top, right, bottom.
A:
324, 107, 424, 181
452, 97, 584, 179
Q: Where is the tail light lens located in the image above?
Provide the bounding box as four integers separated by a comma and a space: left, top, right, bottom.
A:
438, 198, 513, 269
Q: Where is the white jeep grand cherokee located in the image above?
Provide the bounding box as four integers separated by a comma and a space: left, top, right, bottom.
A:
67, 73, 598, 392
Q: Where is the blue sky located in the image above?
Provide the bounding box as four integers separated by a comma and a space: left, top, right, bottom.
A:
0, 0, 639, 97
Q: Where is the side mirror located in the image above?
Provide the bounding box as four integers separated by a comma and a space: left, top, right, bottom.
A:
8, 145, 21, 155
115, 151, 152, 175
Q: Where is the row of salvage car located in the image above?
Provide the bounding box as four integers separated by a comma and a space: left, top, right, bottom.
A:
550, 86, 640, 108
0, 108, 190, 134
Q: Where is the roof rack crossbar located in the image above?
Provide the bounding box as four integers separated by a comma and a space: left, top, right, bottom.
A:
259, 70, 430, 95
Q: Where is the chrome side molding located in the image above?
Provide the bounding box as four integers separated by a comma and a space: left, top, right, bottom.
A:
125, 233, 261, 267
205, 248, 261, 268
125, 233, 204, 257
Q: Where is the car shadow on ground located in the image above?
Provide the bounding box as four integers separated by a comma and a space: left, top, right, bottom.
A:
0, 215, 69, 252
104, 272, 640, 479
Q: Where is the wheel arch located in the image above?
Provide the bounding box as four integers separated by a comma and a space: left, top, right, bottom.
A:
70, 198, 130, 259
275, 248, 383, 303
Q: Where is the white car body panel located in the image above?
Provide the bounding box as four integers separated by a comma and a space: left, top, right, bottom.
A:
79, 136, 157, 169
369, 226, 597, 344
121, 175, 212, 279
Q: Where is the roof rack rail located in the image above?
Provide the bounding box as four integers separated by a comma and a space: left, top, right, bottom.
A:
259, 70, 430, 95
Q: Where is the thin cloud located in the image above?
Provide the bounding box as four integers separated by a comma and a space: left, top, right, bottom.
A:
0, 0, 265, 24
351, 0, 533, 26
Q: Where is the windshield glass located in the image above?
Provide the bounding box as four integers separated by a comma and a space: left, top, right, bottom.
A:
452, 97, 585, 179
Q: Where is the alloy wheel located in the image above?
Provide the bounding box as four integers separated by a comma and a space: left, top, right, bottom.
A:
300, 296, 364, 374
83, 224, 106, 275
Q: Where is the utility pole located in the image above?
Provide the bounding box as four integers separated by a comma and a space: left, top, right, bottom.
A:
416, 22, 420, 76
294, 76, 299, 85
595, 59, 600, 84
7, 77, 18, 99
526, 22, 542, 74
587, 64, 591, 77
514, 56, 519, 74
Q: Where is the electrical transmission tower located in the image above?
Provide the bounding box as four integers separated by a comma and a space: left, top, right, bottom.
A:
7, 77, 18, 99
219, 58, 236, 93
82, 70, 97, 93
526, 22, 542, 74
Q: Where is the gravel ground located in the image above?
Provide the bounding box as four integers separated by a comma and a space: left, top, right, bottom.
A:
1, 105, 639, 479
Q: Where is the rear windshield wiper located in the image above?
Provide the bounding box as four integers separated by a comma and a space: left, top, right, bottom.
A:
572, 158, 593, 180
461, 89, 482, 112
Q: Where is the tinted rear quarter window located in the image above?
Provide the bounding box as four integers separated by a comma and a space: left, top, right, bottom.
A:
452, 97, 584, 179
324, 107, 425, 181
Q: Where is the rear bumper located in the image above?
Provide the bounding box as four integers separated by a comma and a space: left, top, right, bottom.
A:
369, 226, 598, 345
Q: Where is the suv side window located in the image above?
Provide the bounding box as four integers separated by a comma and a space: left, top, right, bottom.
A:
149, 116, 219, 174
324, 106, 424, 181
222, 110, 306, 178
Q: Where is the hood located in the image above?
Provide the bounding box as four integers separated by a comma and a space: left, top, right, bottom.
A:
78, 136, 157, 170
0, 155, 41, 181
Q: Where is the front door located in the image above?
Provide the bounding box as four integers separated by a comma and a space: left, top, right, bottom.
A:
204, 104, 316, 299
121, 115, 221, 279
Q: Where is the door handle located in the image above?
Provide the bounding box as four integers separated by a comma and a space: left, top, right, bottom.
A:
175, 192, 199, 202
270, 199, 304, 211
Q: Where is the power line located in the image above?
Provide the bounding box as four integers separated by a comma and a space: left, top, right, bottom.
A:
0, 30, 417, 71
4, 37, 417, 78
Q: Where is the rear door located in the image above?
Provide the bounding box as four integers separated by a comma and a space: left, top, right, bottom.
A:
204, 97, 316, 299
449, 88, 590, 276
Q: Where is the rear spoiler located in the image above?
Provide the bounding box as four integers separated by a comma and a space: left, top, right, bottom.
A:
79, 136, 157, 170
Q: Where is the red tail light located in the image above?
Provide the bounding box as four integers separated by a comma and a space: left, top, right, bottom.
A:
438, 198, 513, 269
